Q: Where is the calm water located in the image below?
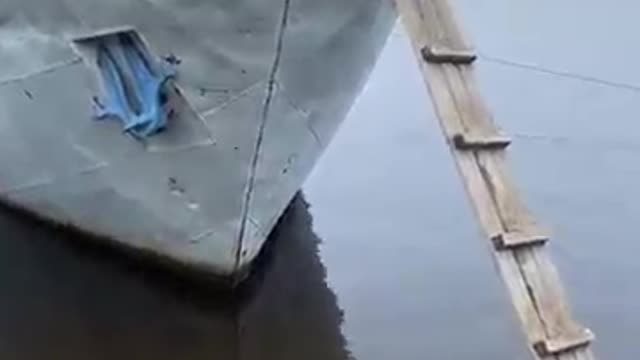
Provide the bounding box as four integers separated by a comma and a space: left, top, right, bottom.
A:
2, 1, 640, 359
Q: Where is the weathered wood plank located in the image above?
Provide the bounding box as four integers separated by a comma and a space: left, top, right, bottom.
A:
404, 7, 549, 352
492, 232, 548, 250
515, 248, 592, 353
421, 45, 476, 64
426, 64, 467, 139
428, 0, 472, 50
571, 346, 597, 360
476, 151, 542, 235
534, 329, 594, 357
458, 65, 511, 141
442, 63, 511, 149
397, 0, 473, 52
394, 0, 439, 46
420, 59, 552, 353
393, 0, 597, 358
413, 62, 503, 235
494, 251, 548, 344
452, 133, 511, 150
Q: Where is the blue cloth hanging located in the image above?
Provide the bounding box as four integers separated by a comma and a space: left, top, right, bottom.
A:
93, 35, 175, 138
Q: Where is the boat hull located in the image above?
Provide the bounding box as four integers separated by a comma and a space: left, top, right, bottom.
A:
0, 0, 395, 276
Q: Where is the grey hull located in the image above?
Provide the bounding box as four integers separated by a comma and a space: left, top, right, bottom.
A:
0, 0, 395, 276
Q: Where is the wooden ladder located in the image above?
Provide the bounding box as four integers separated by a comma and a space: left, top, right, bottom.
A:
393, 1, 597, 359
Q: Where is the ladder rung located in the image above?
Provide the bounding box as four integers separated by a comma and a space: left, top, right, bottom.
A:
491, 232, 548, 250
421, 45, 477, 64
533, 329, 594, 356
452, 133, 511, 150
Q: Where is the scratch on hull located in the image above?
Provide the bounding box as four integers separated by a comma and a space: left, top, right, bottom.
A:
0, 57, 82, 86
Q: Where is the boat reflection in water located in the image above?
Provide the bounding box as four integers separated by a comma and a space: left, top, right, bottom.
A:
0, 194, 349, 360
